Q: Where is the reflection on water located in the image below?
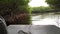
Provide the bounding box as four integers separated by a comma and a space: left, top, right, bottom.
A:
31, 13, 60, 27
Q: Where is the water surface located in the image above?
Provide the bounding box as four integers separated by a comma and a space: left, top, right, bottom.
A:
31, 13, 60, 27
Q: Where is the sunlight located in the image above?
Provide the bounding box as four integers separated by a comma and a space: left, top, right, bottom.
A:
28, 0, 49, 7
32, 18, 57, 26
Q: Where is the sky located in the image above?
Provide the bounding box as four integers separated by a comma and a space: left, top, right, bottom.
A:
28, 0, 49, 7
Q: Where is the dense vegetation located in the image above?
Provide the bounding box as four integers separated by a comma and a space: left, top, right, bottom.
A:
32, 6, 52, 14
0, 0, 31, 26
46, 0, 60, 9
1, 0, 60, 26
32, 0, 60, 14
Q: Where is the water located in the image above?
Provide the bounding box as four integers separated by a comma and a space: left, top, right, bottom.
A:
7, 13, 60, 34
31, 13, 60, 27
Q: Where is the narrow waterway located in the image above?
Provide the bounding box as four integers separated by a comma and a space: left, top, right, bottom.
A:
7, 13, 60, 34
31, 13, 60, 27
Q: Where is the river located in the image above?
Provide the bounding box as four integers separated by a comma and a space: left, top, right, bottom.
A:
31, 13, 60, 27
7, 13, 60, 34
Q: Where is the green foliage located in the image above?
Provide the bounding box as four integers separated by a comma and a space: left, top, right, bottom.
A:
46, 0, 60, 9
17, 0, 29, 5
0, 0, 31, 25
32, 6, 52, 13
0, 0, 8, 4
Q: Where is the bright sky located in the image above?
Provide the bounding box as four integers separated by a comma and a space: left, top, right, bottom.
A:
28, 0, 49, 7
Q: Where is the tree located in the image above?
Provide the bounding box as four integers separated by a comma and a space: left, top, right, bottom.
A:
32, 6, 52, 13
46, 0, 60, 9
0, 0, 31, 26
